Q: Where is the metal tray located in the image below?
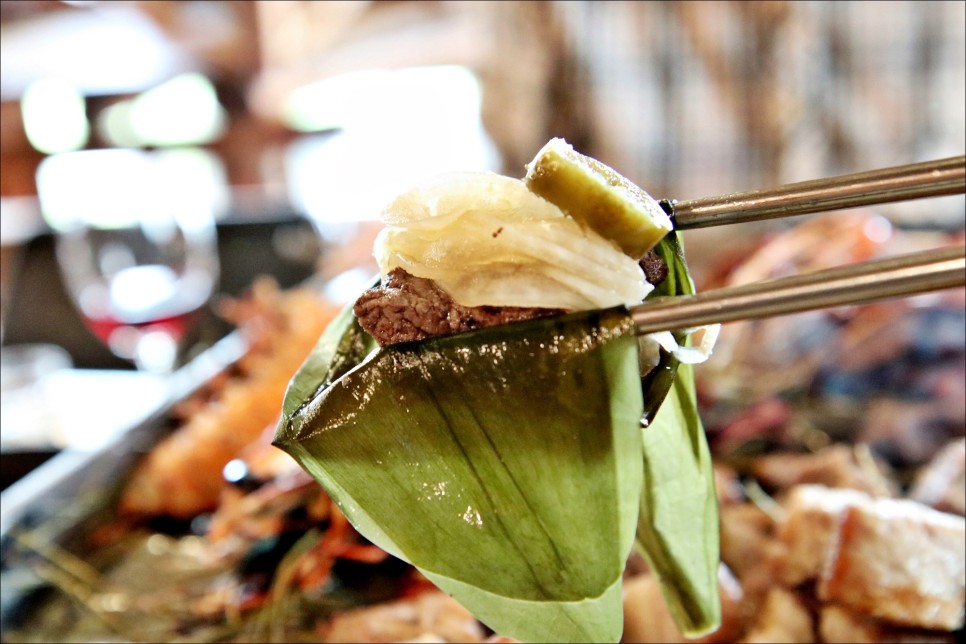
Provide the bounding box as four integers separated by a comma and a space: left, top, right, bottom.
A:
0, 330, 248, 634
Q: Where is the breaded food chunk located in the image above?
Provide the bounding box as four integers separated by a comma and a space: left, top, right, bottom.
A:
818, 496, 965, 630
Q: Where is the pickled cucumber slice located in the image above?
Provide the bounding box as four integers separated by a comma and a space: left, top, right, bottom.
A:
524, 138, 673, 259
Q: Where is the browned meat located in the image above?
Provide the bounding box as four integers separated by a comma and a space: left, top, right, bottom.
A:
819, 605, 957, 644
775, 485, 871, 586
750, 444, 898, 497
118, 280, 340, 519
353, 268, 564, 346
775, 484, 965, 631
739, 587, 815, 643
718, 503, 780, 579
909, 438, 966, 516
818, 496, 965, 630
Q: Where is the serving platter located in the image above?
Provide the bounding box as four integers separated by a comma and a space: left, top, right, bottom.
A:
0, 330, 248, 633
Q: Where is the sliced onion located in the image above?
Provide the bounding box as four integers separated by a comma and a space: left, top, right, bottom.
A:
375, 172, 651, 310
646, 324, 721, 365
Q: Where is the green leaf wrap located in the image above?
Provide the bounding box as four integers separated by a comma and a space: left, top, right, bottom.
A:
275, 308, 644, 643
639, 231, 695, 420
635, 362, 721, 637
280, 300, 378, 422
274, 230, 721, 642
633, 231, 722, 637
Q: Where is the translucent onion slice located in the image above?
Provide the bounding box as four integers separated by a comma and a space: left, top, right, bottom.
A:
646, 324, 721, 365
375, 172, 651, 310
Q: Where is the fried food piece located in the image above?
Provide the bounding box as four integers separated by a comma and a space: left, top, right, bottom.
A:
818, 605, 957, 644
909, 438, 966, 516
118, 279, 339, 519
718, 503, 780, 579
819, 496, 965, 630
775, 485, 870, 586
776, 484, 965, 630
738, 587, 814, 643
622, 565, 745, 644
751, 444, 898, 497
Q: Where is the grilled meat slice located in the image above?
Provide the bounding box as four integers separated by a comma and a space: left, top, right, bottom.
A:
354, 268, 565, 346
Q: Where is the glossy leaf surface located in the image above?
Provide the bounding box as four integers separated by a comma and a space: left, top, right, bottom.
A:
276, 308, 644, 643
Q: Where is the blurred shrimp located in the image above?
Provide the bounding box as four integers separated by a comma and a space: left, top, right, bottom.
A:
118, 278, 340, 520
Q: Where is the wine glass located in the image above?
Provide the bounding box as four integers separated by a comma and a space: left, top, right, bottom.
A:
36, 148, 220, 374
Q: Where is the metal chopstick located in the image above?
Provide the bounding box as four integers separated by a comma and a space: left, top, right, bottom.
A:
667, 155, 965, 230
631, 245, 965, 335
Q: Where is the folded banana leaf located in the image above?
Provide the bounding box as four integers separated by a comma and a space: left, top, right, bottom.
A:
635, 232, 722, 637
276, 307, 643, 643
636, 362, 721, 637
639, 230, 695, 419
275, 232, 719, 642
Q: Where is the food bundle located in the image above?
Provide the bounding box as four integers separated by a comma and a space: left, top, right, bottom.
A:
7, 140, 963, 644
275, 138, 718, 643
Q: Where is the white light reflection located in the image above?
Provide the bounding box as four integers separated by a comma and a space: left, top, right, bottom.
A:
36, 148, 228, 232
863, 214, 893, 244
21, 78, 89, 154
1, 5, 189, 99
461, 505, 484, 528
98, 73, 228, 148
285, 65, 501, 225
419, 480, 449, 501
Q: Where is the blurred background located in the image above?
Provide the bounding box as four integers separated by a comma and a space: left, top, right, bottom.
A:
1, 1, 964, 478
0, 6, 964, 642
